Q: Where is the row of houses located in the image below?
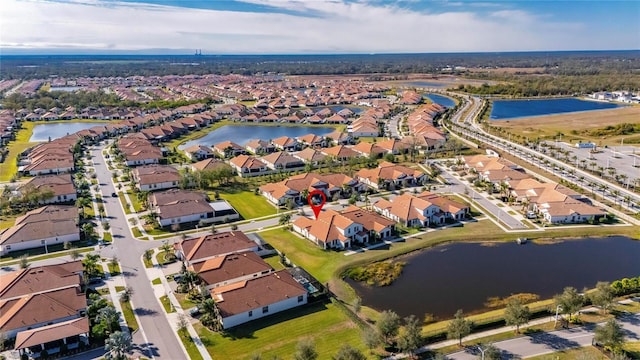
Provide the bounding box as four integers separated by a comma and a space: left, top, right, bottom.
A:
148, 189, 240, 227
174, 231, 309, 329
258, 162, 427, 207
18, 136, 77, 176
404, 103, 448, 150
462, 155, 606, 224
0, 261, 89, 358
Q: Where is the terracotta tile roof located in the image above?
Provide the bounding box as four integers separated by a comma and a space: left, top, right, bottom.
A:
211, 270, 306, 318
191, 158, 230, 172
15, 317, 89, 350
0, 261, 83, 300
321, 145, 359, 159
190, 252, 272, 287
417, 192, 469, 214
229, 155, 267, 170
356, 162, 425, 183
0, 287, 85, 333
293, 148, 327, 163
178, 231, 257, 263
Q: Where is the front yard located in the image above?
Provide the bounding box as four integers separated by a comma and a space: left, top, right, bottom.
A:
195, 301, 366, 359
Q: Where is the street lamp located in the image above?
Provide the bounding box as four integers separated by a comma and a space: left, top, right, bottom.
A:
554, 305, 563, 327
477, 345, 487, 360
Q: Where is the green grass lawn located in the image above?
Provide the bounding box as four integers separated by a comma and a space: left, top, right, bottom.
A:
524, 346, 606, 359
103, 232, 112, 242
152, 277, 162, 285
143, 254, 154, 268
126, 190, 144, 212
195, 301, 366, 360
175, 293, 197, 310
119, 300, 139, 333
178, 329, 204, 360
623, 341, 640, 359
117, 192, 132, 214
115, 286, 125, 292
0, 214, 18, 230
132, 227, 143, 238
84, 204, 96, 219
159, 295, 175, 313
107, 262, 121, 276
0, 122, 36, 181
217, 191, 276, 220
261, 254, 286, 271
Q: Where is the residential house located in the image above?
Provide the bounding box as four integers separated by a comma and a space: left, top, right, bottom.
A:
190, 158, 231, 173
373, 192, 469, 227
260, 172, 361, 206
293, 148, 327, 166
117, 136, 162, 166
271, 136, 300, 152
260, 152, 305, 171
175, 231, 259, 266
229, 155, 270, 177
183, 144, 215, 161
131, 165, 181, 191
321, 145, 360, 162
213, 141, 245, 158
190, 251, 273, 289
0, 205, 79, 256
245, 139, 275, 155
211, 270, 307, 329
149, 189, 239, 227
19, 174, 77, 204
292, 206, 393, 249
297, 134, 327, 148
0, 261, 89, 357
356, 162, 426, 190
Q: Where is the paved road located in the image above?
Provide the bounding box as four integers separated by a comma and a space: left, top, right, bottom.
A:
90, 144, 186, 360
447, 313, 640, 359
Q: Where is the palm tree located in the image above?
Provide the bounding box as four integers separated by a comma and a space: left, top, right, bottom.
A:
96, 306, 121, 333
607, 168, 617, 180
611, 190, 620, 206
82, 253, 101, 279
182, 270, 199, 292
199, 298, 221, 330
579, 159, 587, 169
104, 331, 132, 360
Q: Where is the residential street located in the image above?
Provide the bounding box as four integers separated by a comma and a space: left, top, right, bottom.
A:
90, 144, 187, 360
446, 312, 640, 360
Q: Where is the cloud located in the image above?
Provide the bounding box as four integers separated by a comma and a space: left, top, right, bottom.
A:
0, 0, 635, 53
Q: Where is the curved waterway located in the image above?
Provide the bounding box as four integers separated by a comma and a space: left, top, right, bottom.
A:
347, 236, 640, 319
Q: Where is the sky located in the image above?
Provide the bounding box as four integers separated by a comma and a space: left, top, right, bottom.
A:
1, 0, 639, 54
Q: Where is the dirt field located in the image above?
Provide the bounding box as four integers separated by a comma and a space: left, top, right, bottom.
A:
491, 105, 640, 146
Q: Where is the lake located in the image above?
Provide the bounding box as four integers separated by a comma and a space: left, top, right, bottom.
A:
490, 98, 622, 120
424, 93, 456, 108
178, 125, 335, 149
30, 122, 106, 142
348, 237, 640, 319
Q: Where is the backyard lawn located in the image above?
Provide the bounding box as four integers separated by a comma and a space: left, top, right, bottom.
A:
218, 191, 276, 220
195, 301, 366, 359
0, 122, 36, 181
525, 346, 606, 360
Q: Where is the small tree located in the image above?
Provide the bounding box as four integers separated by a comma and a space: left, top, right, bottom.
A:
376, 310, 401, 346
554, 287, 584, 323
594, 319, 625, 353
504, 299, 530, 334
353, 297, 362, 315
210, 224, 217, 234
70, 248, 81, 260
176, 313, 189, 332
294, 339, 318, 360
19, 254, 29, 269
332, 344, 366, 360
144, 249, 153, 263
590, 281, 615, 314
397, 315, 423, 358
477, 343, 501, 360
447, 309, 473, 346
362, 327, 380, 354
120, 287, 133, 303
231, 223, 238, 230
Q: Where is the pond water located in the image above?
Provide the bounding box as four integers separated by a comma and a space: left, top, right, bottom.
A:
424, 93, 456, 108
490, 98, 622, 120
178, 125, 335, 149
325, 105, 364, 114
348, 236, 640, 319
30, 122, 106, 142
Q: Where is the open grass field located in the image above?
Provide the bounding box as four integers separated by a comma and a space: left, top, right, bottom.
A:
0, 122, 36, 181
491, 106, 640, 146
195, 301, 366, 360
218, 190, 277, 219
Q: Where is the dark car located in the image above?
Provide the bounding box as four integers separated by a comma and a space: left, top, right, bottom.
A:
111, 192, 117, 197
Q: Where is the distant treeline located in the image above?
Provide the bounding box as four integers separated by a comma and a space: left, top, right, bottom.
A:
1, 50, 639, 79
457, 74, 640, 96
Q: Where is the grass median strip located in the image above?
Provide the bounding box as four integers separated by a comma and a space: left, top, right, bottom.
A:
159, 295, 175, 313
177, 329, 204, 360
119, 300, 139, 333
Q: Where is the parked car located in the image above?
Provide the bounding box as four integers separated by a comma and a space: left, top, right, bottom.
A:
111, 192, 117, 197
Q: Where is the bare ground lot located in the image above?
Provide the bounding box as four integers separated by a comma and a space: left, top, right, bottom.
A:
467, 67, 547, 74
492, 106, 640, 146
